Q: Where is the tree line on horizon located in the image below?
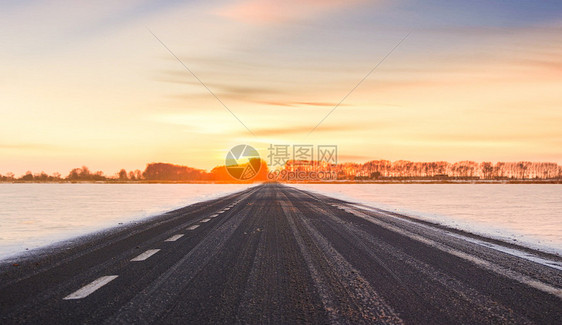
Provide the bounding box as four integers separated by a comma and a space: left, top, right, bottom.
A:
0, 161, 270, 183
1, 159, 561, 182
285, 160, 562, 180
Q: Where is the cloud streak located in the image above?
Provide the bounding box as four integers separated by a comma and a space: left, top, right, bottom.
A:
254, 101, 350, 108
216, 0, 370, 24
247, 124, 371, 137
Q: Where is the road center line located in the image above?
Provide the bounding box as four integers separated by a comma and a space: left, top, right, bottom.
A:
63, 275, 118, 300
209, 214, 219, 218
165, 234, 184, 242
200, 218, 211, 223
187, 225, 200, 230
131, 249, 161, 261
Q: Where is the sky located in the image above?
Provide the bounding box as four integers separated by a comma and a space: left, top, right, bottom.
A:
1, 0, 562, 176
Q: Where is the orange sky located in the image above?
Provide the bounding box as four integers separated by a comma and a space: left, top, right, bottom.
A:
1, 1, 561, 176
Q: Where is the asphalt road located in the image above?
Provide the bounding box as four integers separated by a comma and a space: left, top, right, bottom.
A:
1, 183, 561, 324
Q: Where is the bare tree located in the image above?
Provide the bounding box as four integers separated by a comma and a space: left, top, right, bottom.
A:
118, 169, 128, 181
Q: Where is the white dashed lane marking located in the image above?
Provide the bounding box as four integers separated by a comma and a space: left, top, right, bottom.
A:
131, 249, 161, 261
165, 234, 184, 242
63, 276, 118, 300
62, 198, 246, 302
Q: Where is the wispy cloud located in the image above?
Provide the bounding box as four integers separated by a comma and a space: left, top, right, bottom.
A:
255, 101, 350, 108
158, 70, 356, 107
157, 70, 284, 98
216, 0, 370, 24
247, 124, 370, 137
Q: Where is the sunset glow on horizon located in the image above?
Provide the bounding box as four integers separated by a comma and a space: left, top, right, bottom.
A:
1, 0, 562, 176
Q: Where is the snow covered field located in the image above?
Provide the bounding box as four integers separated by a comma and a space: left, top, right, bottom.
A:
1, 183, 560, 260
0, 184, 254, 260
290, 184, 562, 255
